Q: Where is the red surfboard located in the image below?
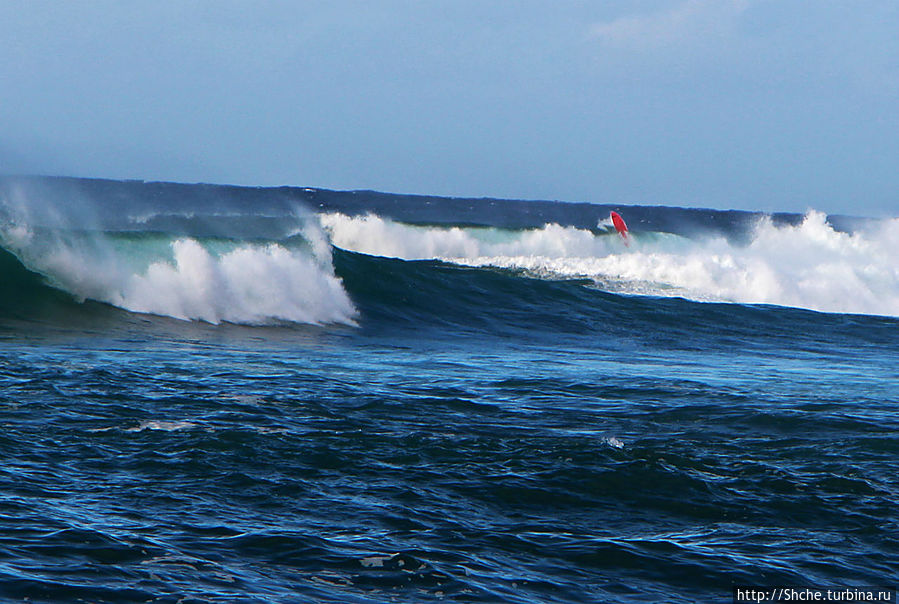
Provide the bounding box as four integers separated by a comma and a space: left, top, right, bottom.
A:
610, 211, 629, 246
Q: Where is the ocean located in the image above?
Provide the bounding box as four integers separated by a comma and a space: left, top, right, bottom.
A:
0, 176, 896, 603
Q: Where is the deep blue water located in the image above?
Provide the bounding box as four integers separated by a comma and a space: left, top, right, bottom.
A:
0, 176, 896, 602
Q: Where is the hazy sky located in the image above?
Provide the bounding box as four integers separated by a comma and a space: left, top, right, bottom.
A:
1, 1, 897, 214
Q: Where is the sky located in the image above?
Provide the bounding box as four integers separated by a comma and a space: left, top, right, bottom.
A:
1, 0, 897, 215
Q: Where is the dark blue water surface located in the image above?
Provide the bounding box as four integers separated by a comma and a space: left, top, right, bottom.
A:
0, 177, 896, 603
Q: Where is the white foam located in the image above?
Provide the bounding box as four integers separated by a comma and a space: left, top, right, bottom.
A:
605, 436, 625, 449
116, 238, 356, 325
320, 211, 899, 317
125, 420, 197, 432
0, 224, 357, 326
0, 183, 356, 326
319, 212, 629, 259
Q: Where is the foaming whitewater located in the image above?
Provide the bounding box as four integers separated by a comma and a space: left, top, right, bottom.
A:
319, 212, 633, 259
1, 229, 357, 325
0, 192, 357, 325
112, 237, 356, 325
320, 211, 899, 317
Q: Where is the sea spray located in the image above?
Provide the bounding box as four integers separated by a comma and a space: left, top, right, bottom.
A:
0, 188, 357, 325
115, 238, 357, 325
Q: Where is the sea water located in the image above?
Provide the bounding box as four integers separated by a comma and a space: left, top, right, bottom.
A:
0, 176, 896, 602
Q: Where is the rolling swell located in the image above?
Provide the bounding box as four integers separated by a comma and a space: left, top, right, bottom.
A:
333, 248, 898, 360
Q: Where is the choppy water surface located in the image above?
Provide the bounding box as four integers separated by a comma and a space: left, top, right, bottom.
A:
0, 176, 896, 602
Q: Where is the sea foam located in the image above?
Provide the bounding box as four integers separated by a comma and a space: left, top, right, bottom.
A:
114, 237, 356, 325
0, 220, 357, 326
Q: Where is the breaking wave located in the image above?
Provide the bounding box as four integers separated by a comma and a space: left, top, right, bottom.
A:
0, 220, 357, 326
2, 176, 895, 324
320, 211, 899, 317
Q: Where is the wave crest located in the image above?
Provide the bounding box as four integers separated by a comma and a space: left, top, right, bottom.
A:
0, 225, 357, 326
114, 238, 356, 325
